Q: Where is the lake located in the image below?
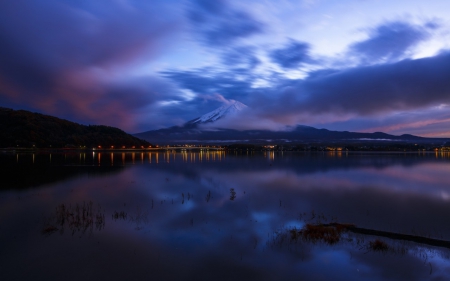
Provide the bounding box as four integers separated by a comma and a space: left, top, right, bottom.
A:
1, 150, 450, 280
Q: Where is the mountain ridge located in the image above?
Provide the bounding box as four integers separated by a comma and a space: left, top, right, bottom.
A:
0, 107, 151, 148
134, 102, 447, 145
187, 100, 247, 125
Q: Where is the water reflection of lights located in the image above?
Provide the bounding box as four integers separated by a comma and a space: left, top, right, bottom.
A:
164, 151, 169, 163
5, 151, 450, 281
435, 151, 450, 159
5, 150, 388, 167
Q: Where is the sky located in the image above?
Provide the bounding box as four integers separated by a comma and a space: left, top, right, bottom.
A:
1, 0, 450, 137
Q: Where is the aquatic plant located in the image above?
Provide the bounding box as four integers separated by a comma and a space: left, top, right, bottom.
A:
112, 210, 127, 221
299, 224, 343, 245
369, 239, 389, 252
41, 225, 58, 235
42, 201, 105, 236
230, 188, 236, 200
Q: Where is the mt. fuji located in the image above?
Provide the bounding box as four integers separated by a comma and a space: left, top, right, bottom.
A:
187, 100, 247, 125
134, 101, 427, 145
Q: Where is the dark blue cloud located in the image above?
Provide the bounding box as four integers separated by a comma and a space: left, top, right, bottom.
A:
161, 68, 257, 104
269, 39, 313, 69
188, 0, 265, 46
249, 52, 450, 121
349, 21, 437, 63
220, 46, 260, 69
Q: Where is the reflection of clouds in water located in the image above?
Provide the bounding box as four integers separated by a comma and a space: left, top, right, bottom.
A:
188, 162, 450, 201
3, 152, 450, 280
441, 191, 450, 201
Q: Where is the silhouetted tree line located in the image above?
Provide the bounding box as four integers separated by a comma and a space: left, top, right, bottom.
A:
0, 107, 150, 148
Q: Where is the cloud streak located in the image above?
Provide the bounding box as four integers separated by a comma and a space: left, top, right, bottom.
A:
270, 39, 313, 69
349, 21, 437, 64
187, 0, 265, 46
0, 0, 181, 131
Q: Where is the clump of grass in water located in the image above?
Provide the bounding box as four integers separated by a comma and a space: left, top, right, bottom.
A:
297, 224, 344, 245
129, 206, 149, 230
42, 201, 105, 236
369, 239, 389, 252
41, 225, 58, 235
288, 222, 355, 245
230, 188, 236, 201
112, 211, 127, 221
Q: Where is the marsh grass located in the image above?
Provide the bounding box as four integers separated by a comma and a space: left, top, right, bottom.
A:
369, 239, 389, 252
274, 219, 450, 264
112, 211, 127, 221
230, 188, 236, 201
129, 206, 149, 230
41, 225, 58, 235
296, 224, 345, 245
42, 201, 105, 236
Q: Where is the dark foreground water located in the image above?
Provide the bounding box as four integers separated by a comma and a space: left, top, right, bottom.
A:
1, 150, 450, 280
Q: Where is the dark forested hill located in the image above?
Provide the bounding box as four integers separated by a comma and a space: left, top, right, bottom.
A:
0, 107, 150, 148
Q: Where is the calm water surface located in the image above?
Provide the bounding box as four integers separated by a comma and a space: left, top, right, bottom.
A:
1, 151, 450, 280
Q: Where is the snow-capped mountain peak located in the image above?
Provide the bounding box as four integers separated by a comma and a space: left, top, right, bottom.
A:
189, 100, 247, 124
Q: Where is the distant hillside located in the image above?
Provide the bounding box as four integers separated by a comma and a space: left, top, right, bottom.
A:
135, 124, 428, 145
0, 107, 150, 148
135, 101, 436, 145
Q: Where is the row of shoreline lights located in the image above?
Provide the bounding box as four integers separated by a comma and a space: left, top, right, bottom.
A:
96, 145, 157, 149
95, 145, 221, 149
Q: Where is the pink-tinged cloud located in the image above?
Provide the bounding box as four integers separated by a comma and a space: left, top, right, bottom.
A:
363, 117, 450, 136
0, 0, 182, 131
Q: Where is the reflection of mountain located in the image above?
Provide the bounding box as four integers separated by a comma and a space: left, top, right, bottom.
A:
3, 151, 450, 281
134, 102, 440, 144
139, 151, 447, 176
0, 153, 127, 190
2, 165, 125, 190
2, 151, 448, 190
